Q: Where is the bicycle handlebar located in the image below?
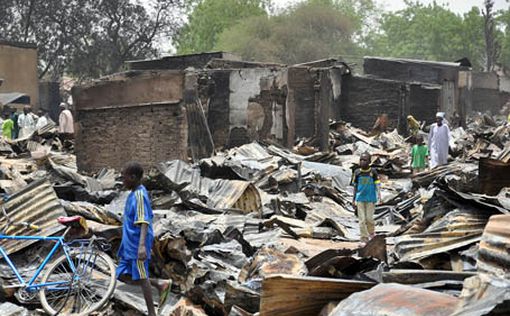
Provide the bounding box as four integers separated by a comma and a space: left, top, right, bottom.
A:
1, 207, 41, 232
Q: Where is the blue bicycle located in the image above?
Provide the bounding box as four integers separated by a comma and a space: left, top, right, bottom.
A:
0, 210, 116, 315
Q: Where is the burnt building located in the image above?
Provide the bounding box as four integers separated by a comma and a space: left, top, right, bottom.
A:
72, 70, 213, 172
471, 71, 508, 114
363, 56, 472, 125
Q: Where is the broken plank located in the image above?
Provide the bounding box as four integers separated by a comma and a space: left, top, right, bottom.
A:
260, 274, 374, 316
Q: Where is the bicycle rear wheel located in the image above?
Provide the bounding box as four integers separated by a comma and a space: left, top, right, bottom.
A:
39, 249, 116, 315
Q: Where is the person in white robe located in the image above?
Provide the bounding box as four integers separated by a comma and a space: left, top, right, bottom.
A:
428, 112, 450, 168
18, 106, 36, 138
35, 110, 48, 130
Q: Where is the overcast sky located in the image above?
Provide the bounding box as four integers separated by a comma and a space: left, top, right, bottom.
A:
273, 0, 509, 13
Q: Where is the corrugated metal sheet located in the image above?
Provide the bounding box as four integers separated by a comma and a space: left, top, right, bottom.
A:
395, 209, 489, 262
156, 160, 261, 214
330, 283, 459, 316
479, 159, 510, 196
0, 180, 66, 255
477, 214, 510, 276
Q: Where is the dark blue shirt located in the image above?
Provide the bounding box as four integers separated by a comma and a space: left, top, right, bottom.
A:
118, 185, 154, 260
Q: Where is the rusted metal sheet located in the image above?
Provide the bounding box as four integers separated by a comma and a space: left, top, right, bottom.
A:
0, 180, 66, 255
395, 209, 489, 262
450, 274, 510, 316
330, 283, 459, 316
260, 275, 374, 316
479, 158, 510, 196
477, 214, 510, 276
156, 160, 261, 214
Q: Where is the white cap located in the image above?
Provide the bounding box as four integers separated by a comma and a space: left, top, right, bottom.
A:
436, 112, 445, 118
59, 102, 67, 108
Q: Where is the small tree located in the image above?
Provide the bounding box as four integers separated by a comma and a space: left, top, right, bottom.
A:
482, 0, 501, 71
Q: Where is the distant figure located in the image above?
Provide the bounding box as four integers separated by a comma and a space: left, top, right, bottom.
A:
407, 115, 420, 136
35, 110, 49, 130
371, 113, 389, 136
58, 103, 74, 138
10, 111, 19, 139
18, 106, 36, 138
351, 152, 381, 244
2, 113, 14, 140
411, 135, 428, 174
428, 112, 450, 168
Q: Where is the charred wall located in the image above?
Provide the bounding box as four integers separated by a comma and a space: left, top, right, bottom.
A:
471, 72, 503, 114
287, 67, 316, 142
128, 52, 241, 71
409, 84, 441, 125
340, 75, 406, 131
38, 81, 61, 122
472, 89, 503, 114
364, 57, 459, 84
203, 68, 286, 149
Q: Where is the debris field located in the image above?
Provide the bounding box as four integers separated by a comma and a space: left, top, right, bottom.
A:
0, 113, 510, 316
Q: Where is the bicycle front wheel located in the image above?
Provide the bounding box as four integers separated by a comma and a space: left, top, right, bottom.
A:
39, 250, 116, 315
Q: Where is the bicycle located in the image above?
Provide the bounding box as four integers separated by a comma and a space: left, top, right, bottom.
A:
0, 209, 117, 315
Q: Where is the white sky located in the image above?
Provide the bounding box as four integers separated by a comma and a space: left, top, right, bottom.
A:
273, 0, 509, 13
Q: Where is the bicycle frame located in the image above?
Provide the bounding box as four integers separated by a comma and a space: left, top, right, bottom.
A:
0, 234, 76, 293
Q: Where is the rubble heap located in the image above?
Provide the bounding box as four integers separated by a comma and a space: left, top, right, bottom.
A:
0, 115, 510, 316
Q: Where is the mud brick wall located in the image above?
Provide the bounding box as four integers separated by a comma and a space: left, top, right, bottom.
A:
340, 76, 406, 131
76, 103, 188, 172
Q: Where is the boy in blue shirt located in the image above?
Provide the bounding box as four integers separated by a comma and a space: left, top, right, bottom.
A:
351, 152, 381, 244
116, 162, 169, 316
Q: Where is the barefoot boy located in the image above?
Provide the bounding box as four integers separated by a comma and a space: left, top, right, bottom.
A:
116, 162, 169, 316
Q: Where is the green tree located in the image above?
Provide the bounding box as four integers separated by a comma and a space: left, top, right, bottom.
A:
215, 1, 364, 64
0, 0, 184, 80
367, 1, 468, 62
499, 7, 510, 70
460, 7, 486, 70
175, 0, 269, 54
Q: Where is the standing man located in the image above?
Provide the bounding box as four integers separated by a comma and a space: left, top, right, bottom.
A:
116, 162, 170, 316
351, 152, 381, 245
35, 110, 49, 130
18, 106, 35, 138
58, 102, 74, 139
428, 112, 450, 168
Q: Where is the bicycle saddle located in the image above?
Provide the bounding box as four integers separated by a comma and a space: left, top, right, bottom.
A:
57, 216, 84, 226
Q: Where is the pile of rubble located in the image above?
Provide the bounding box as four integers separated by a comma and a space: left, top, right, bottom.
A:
0, 115, 510, 316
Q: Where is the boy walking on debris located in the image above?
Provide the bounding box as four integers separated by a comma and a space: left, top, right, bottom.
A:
411, 135, 428, 174
116, 162, 170, 316
351, 152, 381, 244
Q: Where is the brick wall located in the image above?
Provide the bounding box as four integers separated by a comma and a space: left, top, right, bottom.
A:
76, 103, 188, 172
73, 70, 188, 172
